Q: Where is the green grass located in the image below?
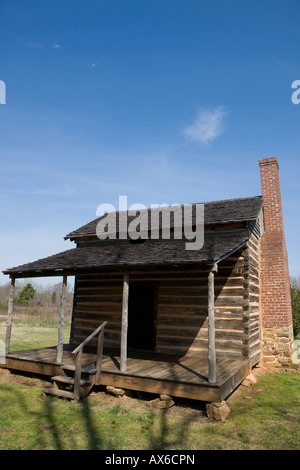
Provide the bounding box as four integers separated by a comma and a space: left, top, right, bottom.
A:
0, 321, 71, 352
0, 368, 299, 450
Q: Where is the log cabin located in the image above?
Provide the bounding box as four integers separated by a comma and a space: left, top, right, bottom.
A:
1, 157, 294, 402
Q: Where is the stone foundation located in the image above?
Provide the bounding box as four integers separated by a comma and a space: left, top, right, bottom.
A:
262, 325, 294, 366
206, 401, 230, 421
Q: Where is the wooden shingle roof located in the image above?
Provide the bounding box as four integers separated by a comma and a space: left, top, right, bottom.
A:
64, 196, 263, 241
3, 235, 249, 278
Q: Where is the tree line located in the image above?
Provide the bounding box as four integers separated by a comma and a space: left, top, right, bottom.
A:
0, 279, 74, 310
290, 276, 300, 339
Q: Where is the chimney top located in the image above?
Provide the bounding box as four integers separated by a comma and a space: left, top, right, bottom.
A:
259, 157, 279, 169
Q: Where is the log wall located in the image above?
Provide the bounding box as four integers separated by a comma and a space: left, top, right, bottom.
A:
155, 245, 260, 359
70, 276, 123, 350
70, 240, 261, 363
244, 231, 262, 366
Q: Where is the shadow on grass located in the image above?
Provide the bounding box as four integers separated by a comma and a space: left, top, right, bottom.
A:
41, 392, 202, 450
41, 394, 106, 450
146, 407, 195, 450
2, 369, 300, 450
0, 376, 205, 450
80, 399, 103, 450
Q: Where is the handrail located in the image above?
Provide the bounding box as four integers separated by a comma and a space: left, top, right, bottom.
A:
71, 321, 108, 401
71, 321, 107, 355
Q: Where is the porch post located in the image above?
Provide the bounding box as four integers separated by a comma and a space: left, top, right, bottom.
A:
56, 275, 67, 363
120, 273, 129, 372
208, 264, 217, 383
5, 278, 15, 355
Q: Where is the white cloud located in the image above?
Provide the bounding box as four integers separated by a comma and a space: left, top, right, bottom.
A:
53, 43, 62, 49
3, 185, 74, 196
184, 106, 227, 145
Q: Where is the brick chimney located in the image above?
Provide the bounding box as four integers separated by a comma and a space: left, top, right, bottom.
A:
259, 157, 293, 366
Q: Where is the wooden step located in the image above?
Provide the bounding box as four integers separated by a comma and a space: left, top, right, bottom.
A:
51, 375, 91, 386
61, 364, 97, 374
43, 387, 74, 399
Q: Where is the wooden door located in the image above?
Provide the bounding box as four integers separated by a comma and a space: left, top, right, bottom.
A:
128, 282, 156, 351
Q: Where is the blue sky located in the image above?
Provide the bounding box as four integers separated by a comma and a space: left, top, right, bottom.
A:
0, 0, 300, 287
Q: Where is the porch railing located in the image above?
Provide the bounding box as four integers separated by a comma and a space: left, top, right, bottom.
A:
71, 321, 107, 401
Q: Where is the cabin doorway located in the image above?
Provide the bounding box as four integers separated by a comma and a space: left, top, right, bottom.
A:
127, 282, 156, 352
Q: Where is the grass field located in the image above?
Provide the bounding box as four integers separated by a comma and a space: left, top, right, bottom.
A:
0, 320, 71, 352
0, 305, 72, 352
0, 319, 299, 451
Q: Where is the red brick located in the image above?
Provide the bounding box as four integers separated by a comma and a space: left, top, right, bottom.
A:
259, 158, 293, 362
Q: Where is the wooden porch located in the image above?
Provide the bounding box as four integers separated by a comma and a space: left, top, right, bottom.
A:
2, 345, 250, 402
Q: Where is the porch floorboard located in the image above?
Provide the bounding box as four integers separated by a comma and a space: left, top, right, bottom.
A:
2, 345, 250, 402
